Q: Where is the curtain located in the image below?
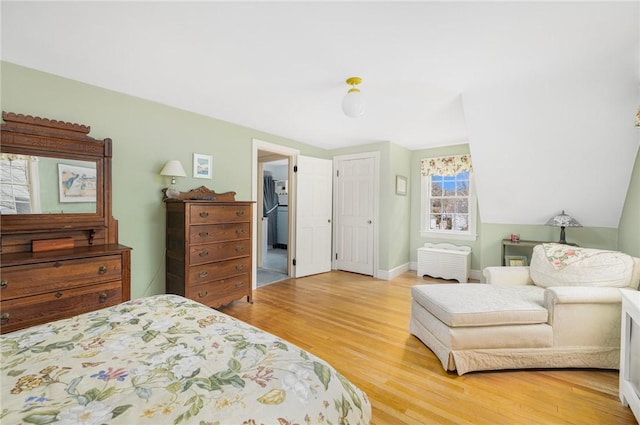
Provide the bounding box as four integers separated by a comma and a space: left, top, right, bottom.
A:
263, 172, 278, 247
420, 154, 473, 176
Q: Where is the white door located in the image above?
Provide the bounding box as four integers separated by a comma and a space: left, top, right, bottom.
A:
294, 155, 333, 278
335, 156, 376, 275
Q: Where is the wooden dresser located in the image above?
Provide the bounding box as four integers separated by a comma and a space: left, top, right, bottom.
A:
0, 112, 132, 334
165, 192, 253, 308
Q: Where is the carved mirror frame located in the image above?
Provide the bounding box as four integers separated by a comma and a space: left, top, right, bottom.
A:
1, 112, 113, 242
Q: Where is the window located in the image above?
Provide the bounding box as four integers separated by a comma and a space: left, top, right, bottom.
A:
420, 155, 476, 240
0, 154, 40, 214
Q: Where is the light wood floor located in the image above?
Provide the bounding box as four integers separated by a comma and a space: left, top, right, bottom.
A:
220, 270, 637, 425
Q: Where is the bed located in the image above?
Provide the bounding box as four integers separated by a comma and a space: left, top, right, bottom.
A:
1, 294, 371, 424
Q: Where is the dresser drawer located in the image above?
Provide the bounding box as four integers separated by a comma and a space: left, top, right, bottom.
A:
188, 257, 251, 286
0, 281, 123, 333
189, 204, 251, 225
189, 239, 251, 265
1, 255, 124, 300
187, 273, 250, 307
189, 222, 250, 244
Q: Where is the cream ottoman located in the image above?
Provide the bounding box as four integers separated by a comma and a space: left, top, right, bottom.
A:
409, 284, 551, 374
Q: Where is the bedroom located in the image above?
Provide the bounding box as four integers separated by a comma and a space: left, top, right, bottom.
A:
1, 1, 639, 424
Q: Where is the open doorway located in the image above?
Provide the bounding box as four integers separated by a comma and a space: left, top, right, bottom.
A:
259, 157, 289, 286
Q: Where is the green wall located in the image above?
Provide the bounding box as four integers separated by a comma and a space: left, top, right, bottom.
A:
619, 145, 640, 257
1, 61, 327, 298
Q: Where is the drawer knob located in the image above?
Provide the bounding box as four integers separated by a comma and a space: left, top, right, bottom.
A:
235, 246, 244, 253
198, 290, 208, 298
199, 211, 209, 218
98, 265, 107, 274
235, 210, 245, 217
55, 291, 63, 298
235, 264, 244, 270
235, 229, 244, 235
98, 292, 108, 303
0, 313, 9, 325
54, 261, 62, 268
198, 271, 209, 278
235, 281, 244, 288
199, 231, 209, 237
0, 280, 7, 289
199, 250, 209, 257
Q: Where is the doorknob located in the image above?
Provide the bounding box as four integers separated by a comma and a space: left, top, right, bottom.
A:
368, 220, 372, 224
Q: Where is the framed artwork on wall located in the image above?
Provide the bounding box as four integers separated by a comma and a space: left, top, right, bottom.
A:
396, 175, 407, 196
58, 163, 97, 203
193, 153, 212, 179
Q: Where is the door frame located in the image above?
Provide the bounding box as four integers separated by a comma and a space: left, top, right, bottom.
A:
332, 152, 380, 278
252, 139, 299, 288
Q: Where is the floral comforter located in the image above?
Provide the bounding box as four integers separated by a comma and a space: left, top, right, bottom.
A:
1, 294, 371, 425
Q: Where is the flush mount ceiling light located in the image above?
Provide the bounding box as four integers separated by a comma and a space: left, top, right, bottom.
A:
342, 76, 365, 118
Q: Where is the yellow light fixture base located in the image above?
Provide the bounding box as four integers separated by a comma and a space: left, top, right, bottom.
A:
346, 77, 362, 86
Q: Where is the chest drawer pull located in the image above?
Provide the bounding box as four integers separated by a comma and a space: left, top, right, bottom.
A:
198, 290, 208, 298
98, 265, 108, 274
235, 281, 244, 288
198, 271, 209, 278
199, 211, 209, 218
0, 280, 7, 289
235, 264, 244, 271
235, 229, 245, 235
99, 292, 108, 303
235, 246, 244, 253
0, 313, 9, 325
54, 261, 62, 268
199, 231, 209, 237
235, 210, 245, 217
199, 250, 209, 257
55, 291, 63, 298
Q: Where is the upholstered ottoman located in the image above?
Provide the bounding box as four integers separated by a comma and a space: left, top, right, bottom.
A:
409, 284, 551, 374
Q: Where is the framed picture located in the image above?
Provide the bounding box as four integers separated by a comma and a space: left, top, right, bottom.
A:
193, 153, 212, 179
505, 255, 528, 267
396, 175, 407, 196
58, 163, 97, 203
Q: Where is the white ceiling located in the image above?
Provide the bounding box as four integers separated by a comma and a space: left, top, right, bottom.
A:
2, 1, 639, 227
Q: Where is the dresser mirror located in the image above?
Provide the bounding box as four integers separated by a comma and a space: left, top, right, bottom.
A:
0, 112, 110, 241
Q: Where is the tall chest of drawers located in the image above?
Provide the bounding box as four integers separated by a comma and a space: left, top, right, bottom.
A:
165, 200, 253, 307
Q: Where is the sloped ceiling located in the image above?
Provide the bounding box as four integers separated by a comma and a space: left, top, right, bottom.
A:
1, 1, 638, 227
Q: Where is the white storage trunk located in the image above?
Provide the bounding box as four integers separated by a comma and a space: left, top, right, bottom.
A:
417, 243, 471, 283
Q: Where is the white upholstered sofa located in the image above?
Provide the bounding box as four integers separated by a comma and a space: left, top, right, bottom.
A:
410, 244, 640, 375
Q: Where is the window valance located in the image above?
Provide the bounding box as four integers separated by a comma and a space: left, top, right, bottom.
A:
420, 154, 473, 176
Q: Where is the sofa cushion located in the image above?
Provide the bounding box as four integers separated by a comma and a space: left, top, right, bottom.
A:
411, 284, 547, 327
530, 244, 635, 288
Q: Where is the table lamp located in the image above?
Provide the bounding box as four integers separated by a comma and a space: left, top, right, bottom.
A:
545, 210, 582, 244
160, 160, 186, 199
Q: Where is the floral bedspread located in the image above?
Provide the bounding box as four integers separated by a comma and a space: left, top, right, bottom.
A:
1, 294, 371, 425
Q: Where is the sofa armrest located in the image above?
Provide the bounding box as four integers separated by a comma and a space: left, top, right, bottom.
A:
544, 286, 624, 306
544, 286, 626, 347
482, 266, 533, 285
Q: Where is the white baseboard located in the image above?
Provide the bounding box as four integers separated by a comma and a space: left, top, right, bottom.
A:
377, 262, 411, 280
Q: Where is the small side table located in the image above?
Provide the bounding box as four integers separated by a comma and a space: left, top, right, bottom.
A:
501, 239, 548, 266
620, 289, 640, 423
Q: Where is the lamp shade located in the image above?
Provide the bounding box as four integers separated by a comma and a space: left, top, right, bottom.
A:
342, 90, 366, 118
160, 160, 186, 177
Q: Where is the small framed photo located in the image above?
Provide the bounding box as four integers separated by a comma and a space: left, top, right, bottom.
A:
396, 175, 407, 196
193, 153, 212, 179
505, 255, 528, 267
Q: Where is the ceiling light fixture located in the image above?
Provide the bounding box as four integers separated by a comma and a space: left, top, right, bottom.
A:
342, 76, 365, 118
